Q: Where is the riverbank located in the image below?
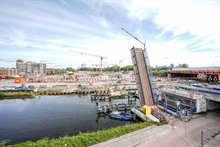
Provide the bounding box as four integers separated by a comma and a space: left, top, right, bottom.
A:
9, 121, 155, 147
0, 92, 35, 99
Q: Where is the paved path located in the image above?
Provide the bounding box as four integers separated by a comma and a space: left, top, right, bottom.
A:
92, 125, 171, 147
92, 110, 220, 147
204, 133, 220, 147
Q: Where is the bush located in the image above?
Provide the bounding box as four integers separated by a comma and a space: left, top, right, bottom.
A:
10, 121, 154, 147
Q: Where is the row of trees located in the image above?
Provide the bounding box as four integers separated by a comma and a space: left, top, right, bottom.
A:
105, 65, 134, 72
152, 63, 189, 71
66, 63, 189, 72
66, 65, 134, 72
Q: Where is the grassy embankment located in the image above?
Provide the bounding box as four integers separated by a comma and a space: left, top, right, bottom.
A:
0, 91, 35, 99
9, 121, 155, 147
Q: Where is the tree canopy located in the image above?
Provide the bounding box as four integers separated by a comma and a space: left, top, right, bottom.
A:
66, 67, 74, 71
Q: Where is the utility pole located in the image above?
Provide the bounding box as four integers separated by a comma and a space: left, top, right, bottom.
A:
201, 131, 203, 147
119, 59, 124, 72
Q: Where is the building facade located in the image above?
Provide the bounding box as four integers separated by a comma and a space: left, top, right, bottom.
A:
16, 59, 26, 76
16, 59, 47, 76
46, 68, 66, 75
0, 68, 18, 76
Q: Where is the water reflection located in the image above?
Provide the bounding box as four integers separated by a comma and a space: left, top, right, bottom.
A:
0, 95, 138, 145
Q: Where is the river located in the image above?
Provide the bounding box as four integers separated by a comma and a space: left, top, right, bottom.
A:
0, 95, 137, 145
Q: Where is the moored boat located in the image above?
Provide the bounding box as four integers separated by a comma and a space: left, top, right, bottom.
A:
109, 111, 133, 121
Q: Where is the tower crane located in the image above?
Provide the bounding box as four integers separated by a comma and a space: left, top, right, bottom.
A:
69, 50, 107, 74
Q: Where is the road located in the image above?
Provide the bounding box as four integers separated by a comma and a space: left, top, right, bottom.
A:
92, 110, 220, 147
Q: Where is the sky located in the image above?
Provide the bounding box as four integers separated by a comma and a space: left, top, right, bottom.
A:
0, 0, 219, 68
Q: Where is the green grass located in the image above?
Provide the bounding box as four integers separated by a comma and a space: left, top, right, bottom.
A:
9, 121, 154, 147
0, 92, 35, 99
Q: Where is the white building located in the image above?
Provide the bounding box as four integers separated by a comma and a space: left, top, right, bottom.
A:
16, 59, 47, 76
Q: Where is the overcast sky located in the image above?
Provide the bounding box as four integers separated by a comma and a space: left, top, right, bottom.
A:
0, 0, 219, 68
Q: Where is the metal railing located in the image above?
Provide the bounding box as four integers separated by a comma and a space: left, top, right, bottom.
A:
170, 67, 220, 72
143, 48, 159, 103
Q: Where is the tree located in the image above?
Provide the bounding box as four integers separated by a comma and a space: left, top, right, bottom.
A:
66, 67, 74, 71
121, 65, 134, 71
170, 64, 174, 69
182, 63, 189, 68
79, 67, 96, 71
153, 71, 167, 77
160, 66, 169, 70
110, 65, 120, 72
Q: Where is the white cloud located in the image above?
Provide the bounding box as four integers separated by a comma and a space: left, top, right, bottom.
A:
1, 0, 219, 68
119, 0, 220, 67
156, 0, 220, 38
147, 40, 220, 67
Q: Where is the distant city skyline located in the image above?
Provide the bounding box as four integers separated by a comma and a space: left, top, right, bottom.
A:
0, 0, 219, 68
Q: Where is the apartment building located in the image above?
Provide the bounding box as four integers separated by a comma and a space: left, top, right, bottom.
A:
16, 59, 47, 76
0, 68, 18, 76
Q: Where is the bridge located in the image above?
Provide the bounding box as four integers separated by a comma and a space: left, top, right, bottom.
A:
168, 67, 220, 82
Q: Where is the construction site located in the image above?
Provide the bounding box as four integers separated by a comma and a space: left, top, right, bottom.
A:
1, 29, 220, 146
1, 28, 220, 124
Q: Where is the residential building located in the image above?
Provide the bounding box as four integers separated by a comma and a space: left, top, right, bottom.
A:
0, 68, 18, 76
16, 59, 26, 76
16, 59, 47, 76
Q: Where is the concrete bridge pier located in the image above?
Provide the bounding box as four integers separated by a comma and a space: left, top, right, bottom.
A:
206, 75, 218, 83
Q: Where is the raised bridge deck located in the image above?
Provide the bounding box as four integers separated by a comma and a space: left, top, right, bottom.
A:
168, 67, 220, 82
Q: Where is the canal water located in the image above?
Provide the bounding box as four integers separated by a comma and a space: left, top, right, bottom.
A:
0, 95, 137, 145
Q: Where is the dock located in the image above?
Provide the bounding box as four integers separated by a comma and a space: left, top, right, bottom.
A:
131, 107, 161, 122
97, 103, 132, 114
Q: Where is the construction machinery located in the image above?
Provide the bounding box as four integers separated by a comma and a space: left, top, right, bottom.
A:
69, 50, 107, 74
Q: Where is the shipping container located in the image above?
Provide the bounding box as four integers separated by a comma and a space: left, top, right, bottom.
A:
0, 75, 7, 79
14, 78, 25, 83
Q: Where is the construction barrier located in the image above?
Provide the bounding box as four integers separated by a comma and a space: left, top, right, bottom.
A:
26, 76, 136, 83
14, 78, 25, 83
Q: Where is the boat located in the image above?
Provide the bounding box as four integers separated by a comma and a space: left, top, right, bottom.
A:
109, 111, 133, 121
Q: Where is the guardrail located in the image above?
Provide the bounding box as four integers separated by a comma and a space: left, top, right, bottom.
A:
170, 67, 220, 72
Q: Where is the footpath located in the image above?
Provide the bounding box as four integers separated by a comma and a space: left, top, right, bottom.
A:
92, 110, 220, 147
92, 125, 171, 147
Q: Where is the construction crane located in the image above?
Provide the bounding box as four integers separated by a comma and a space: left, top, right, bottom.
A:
69, 50, 107, 74
121, 28, 146, 48
121, 28, 165, 122
121, 27, 157, 104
